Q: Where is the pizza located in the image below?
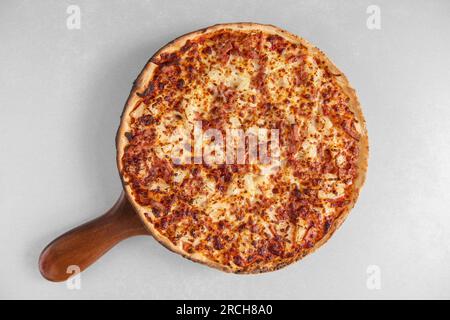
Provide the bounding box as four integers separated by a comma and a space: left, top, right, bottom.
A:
116, 23, 368, 273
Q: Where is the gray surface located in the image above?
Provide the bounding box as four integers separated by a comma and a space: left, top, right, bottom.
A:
1, 0, 449, 299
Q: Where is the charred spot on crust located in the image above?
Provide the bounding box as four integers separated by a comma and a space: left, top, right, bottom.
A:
324, 219, 332, 233
124, 132, 133, 141
139, 114, 155, 126
176, 79, 185, 89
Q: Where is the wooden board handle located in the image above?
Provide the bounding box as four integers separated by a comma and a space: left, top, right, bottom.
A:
39, 192, 148, 282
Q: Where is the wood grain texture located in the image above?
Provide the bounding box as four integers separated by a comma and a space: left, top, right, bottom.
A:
39, 192, 149, 282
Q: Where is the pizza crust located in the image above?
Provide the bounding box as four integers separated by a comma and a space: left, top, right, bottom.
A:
116, 22, 369, 273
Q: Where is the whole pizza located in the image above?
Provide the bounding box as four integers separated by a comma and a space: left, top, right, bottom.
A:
117, 23, 368, 273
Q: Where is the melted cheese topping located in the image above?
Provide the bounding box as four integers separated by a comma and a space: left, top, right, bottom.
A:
121, 29, 363, 272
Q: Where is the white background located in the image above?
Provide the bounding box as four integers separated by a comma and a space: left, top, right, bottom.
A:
1, 0, 449, 299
